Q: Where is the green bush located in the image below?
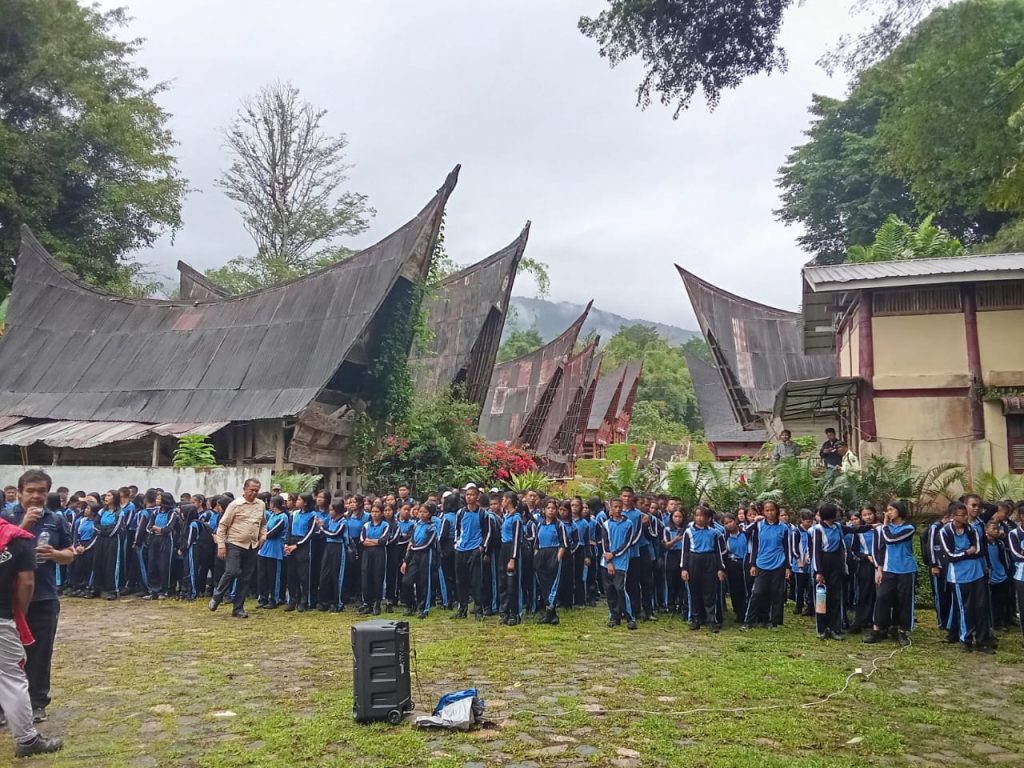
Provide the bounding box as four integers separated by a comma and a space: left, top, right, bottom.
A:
606, 443, 644, 462
172, 434, 218, 468
575, 458, 610, 479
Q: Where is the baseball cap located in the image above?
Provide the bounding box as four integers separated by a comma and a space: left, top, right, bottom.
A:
463, 483, 478, 491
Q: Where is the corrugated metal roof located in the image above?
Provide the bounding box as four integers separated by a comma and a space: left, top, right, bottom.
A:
586, 363, 626, 431
0, 420, 228, 448
684, 351, 767, 444
0, 167, 459, 424
537, 339, 599, 464
804, 253, 1024, 291
478, 302, 592, 447
411, 223, 529, 410
677, 266, 834, 420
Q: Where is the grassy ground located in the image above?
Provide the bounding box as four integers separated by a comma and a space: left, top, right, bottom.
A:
8, 598, 1023, 767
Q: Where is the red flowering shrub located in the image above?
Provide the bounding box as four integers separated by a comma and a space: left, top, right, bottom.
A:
476, 440, 538, 485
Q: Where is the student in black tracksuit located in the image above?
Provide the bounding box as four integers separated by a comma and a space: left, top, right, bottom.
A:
93, 491, 124, 599
742, 501, 791, 630
359, 506, 391, 615
481, 495, 503, 615
850, 506, 878, 633
401, 503, 437, 618
722, 513, 748, 623
681, 506, 727, 632
144, 493, 179, 599
811, 503, 869, 640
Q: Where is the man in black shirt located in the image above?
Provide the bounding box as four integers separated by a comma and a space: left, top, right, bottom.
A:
0, 514, 63, 757
0, 470, 74, 724
819, 428, 842, 470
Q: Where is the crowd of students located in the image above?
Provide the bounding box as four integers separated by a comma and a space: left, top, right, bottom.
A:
27, 480, 1023, 652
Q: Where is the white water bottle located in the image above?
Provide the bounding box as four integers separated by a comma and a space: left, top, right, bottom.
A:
814, 583, 827, 615
36, 530, 51, 564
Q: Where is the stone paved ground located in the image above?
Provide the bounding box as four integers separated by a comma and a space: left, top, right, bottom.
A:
5, 598, 1023, 767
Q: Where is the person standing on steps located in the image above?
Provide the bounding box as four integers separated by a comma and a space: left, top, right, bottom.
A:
1, 470, 74, 726
209, 479, 266, 619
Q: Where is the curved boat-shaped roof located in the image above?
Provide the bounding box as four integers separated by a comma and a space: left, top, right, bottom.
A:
677, 265, 833, 425
539, 338, 599, 466
0, 167, 459, 424
685, 350, 767, 444
178, 260, 230, 301
478, 301, 592, 447
411, 222, 529, 409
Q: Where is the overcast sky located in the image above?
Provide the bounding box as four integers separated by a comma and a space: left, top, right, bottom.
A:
103, 0, 866, 329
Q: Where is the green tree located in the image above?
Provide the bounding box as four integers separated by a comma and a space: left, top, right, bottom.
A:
777, 1, 1021, 262
212, 81, 373, 289
848, 214, 964, 263
0, 0, 187, 297
497, 328, 544, 363
578, 0, 940, 116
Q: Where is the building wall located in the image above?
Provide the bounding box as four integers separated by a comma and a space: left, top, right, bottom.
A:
983, 401, 1011, 476
977, 309, 1024, 387
3, 466, 273, 497
871, 314, 968, 390
871, 396, 973, 470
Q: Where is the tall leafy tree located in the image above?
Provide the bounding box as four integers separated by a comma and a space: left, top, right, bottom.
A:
777, 0, 1021, 262
0, 0, 186, 297
211, 81, 373, 289
578, 0, 941, 116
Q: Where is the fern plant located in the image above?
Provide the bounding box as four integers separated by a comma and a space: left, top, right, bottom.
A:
505, 470, 553, 495
172, 434, 218, 468
968, 471, 1024, 502
847, 213, 963, 263
272, 472, 323, 494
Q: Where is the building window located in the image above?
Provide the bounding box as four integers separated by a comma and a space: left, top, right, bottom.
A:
873, 287, 962, 316
977, 281, 1024, 311
1008, 415, 1024, 474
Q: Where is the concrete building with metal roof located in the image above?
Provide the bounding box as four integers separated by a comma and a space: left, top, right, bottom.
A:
0, 167, 459, 490
797, 252, 1024, 474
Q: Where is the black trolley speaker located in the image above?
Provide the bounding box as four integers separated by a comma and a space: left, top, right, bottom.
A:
351, 619, 413, 724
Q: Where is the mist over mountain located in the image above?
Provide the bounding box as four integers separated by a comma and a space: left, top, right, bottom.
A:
505, 296, 699, 346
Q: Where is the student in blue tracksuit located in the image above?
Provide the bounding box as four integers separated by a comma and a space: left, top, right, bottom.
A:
600, 499, 637, 630
556, 502, 577, 610
939, 502, 995, 653
722, 513, 748, 623
534, 500, 569, 625
810, 503, 864, 640
70, 503, 99, 596
93, 490, 124, 600
144, 492, 179, 599
1008, 521, 1024, 640
343, 496, 367, 605
742, 500, 791, 630
178, 504, 202, 600
620, 487, 646, 624
570, 499, 590, 608
585, 498, 603, 601
359, 505, 390, 615
790, 510, 813, 616
662, 508, 686, 617
850, 506, 878, 633
865, 499, 918, 647
386, 504, 415, 612
452, 484, 485, 620
498, 492, 524, 625
681, 506, 727, 632
118, 487, 139, 594
316, 498, 348, 612
284, 494, 318, 612
519, 504, 538, 613
482, 494, 503, 616
436, 493, 459, 609
258, 495, 289, 609
985, 521, 1011, 631
401, 502, 438, 618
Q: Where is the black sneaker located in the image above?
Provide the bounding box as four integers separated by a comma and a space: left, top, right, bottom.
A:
710, 624, 721, 634
607, 618, 618, 628
739, 624, 751, 632
817, 633, 827, 641
626, 620, 638, 630
897, 632, 911, 648
32, 707, 46, 723
863, 631, 885, 644
418, 611, 428, 619
977, 644, 996, 655
232, 609, 249, 619
208, 597, 220, 612
689, 621, 700, 631
284, 603, 297, 612
15, 734, 63, 758
296, 603, 306, 613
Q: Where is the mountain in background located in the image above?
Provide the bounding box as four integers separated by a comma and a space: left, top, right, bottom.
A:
504, 296, 699, 346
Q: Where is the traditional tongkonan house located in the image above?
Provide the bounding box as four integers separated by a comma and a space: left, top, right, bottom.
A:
0, 167, 459, 491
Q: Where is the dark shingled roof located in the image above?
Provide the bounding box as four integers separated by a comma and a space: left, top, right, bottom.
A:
684, 350, 767, 444
411, 223, 529, 409
178, 260, 229, 301
0, 167, 459, 425
587, 363, 627, 431
677, 266, 834, 426
478, 302, 592, 448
